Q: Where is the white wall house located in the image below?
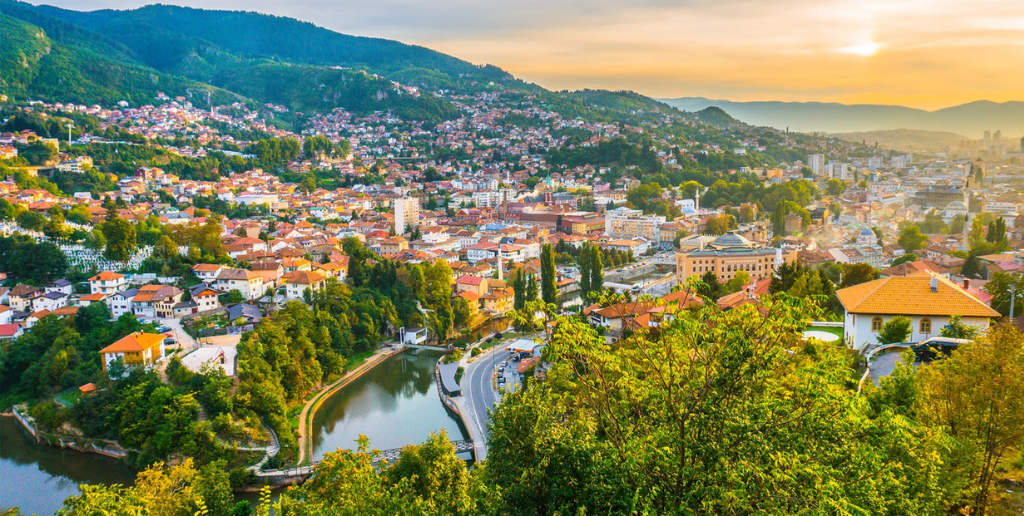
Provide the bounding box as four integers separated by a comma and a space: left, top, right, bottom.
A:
836, 272, 999, 351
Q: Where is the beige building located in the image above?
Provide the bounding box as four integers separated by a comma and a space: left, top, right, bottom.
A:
676, 231, 796, 283
604, 207, 664, 240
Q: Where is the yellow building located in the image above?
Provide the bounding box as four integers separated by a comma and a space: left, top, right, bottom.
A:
99, 332, 166, 377
676, 231, 796, 283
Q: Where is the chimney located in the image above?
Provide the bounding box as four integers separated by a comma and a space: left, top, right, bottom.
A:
963, 278, 969, 289
930, 277, 938, 292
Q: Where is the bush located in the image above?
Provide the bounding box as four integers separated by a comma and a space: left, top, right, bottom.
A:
30, 400, 68, 432
471, 347, 482, 357
229, 467, 257, 488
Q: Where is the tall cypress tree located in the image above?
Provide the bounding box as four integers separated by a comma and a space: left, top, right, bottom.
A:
526, 272, 539, 302
512, 270, 525, 310
590, 245, 604, 296
541, 243, 558, 305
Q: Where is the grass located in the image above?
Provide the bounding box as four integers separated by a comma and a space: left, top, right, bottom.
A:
807, 325, 845, 339
344, 349, 377, 372
54, 390, 82, 408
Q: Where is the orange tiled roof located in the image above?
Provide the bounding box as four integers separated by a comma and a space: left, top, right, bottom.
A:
835, 272, 999, 317
100, 332, 165, 354
89, 271, 124, 281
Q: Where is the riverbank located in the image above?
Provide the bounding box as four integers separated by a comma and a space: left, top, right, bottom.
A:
295, 345, 403, 466
5, 405, 132, 461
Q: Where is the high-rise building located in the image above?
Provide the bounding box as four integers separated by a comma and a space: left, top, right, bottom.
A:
394, 196, 420, 235
605, 206, 665, 240
808, 154, 825, 176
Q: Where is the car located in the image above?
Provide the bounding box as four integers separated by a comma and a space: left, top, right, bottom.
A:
501, 361, 508, 367
164, 337, 176, 346
155, 325, 171, 333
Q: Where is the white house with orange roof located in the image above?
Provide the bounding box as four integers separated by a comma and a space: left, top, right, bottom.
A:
99, 332, 166, 377
89, 271, 127, 295
835, 272, 1000, 351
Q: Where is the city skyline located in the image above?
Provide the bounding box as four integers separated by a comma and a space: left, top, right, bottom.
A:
29, 0, 1024, 110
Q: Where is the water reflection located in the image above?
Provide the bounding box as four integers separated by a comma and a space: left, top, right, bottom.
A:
311, 350, 468, 461
0, 417, 136, 516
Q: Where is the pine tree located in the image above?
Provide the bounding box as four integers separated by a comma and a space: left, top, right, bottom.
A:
512, 270, 526, 310
541, 244, 558, 305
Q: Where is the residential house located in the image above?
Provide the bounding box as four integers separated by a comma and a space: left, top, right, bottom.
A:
9, 285, 42, 312
216, 269, 265, 301
99, 332, 167, 377
191, 264, 224, 283
89, 271, 127, 295
835, 272, 1000, 351
109, 288, 139, 318
283, 271, 327, 300
455, 275, 489, 297
188, 284, 221, 313
132, 285, 184, 319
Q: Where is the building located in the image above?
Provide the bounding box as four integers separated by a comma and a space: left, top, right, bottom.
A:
188, 284, 221, 313
89, 271, 128, 295
191, 264, 224, 283
216, 269, 265, 301
808, 154, 825, 176
108, 288, 138, 318
283, 271, 327, 300
675, 231, 796, 284
99, 332, 166, 377
455, 275, 489, 296
394, 196, 420, 235
835, 272, 999, 351
132, 285, 184, 319
604, 207, 665, 241
828, 245, 885, 269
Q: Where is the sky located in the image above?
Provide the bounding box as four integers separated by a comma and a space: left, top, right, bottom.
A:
32, 0, 1024, 110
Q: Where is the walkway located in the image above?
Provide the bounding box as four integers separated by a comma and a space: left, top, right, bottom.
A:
459, 343, 510, 462
295, 345, 401, 465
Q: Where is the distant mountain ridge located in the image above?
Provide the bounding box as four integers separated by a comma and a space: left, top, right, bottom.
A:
660, 97, 1024, 138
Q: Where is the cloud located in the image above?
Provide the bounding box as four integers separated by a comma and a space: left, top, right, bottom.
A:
30, 0, 1024, 108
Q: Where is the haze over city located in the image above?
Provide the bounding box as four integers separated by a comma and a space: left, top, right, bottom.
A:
32, 0, 1024, 109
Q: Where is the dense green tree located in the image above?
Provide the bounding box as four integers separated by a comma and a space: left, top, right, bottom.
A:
540, 244, 558, 305
898, 225, 928, 253
100, 217, 138, 261
877, 316, 913, 344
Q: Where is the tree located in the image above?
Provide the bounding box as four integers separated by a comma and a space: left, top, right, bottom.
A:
100, 217, 138, 261
512, 270, 526, 310
697, 270, 720, 301
890, 253, 918, 267
984, 272, 1024, 317
589, 245, 604, 298
84, 229, 106, 251
540, 244, 558, 305
961, 253, 983, 279
525, 272, 539, 303
877, 316, 912, 344
840, 263, 879, 287
226, 290, 244, 304
918, 324, 1024, 515
897, 225, 928, 253
825, 178, 846, 196
579, 243, 592, 299
703, 213, 736, 236
939, 315, 981, 339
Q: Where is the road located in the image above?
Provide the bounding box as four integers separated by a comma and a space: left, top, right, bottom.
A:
461, 343, 512, 462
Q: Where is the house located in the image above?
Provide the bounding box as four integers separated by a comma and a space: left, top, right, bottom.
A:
455, 275, 489, 296
33, 291, 69, 312
0, 305, 12, 325
480, 289, 514, 316
835, 272, 1000, 351
89, 271, 127, 295
99, 332, 166, 377
77, 293, 107, 307
132, 285, 184, 319
313, 261, 348, 281
45, 279, 73, 296
109, 288, 139, 318
227, 303, 262, 325
188, 284, 221, 313
283, 271, 327, 300
216, 269, 265, 301
191, 264, 224, 283
9, 285, 42, 312
0, 323, 22, 341
400, 326, 428, 345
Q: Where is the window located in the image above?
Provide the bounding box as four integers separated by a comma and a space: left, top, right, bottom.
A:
920, 318, 932, 334
871, 317, 883, 332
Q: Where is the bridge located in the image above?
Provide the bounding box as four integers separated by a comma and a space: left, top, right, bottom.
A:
254, 439, 475, 478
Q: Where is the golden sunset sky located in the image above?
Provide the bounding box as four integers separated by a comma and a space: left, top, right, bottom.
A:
43, 0, 1024, 109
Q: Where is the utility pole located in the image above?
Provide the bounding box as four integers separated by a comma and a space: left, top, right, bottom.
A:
66, 123, 73, 145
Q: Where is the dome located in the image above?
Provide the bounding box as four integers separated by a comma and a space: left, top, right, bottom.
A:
711, 231, 753, 248
946, 200, 967, 209
859, 229, 874, 236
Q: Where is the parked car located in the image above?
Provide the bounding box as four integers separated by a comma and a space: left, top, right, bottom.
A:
155, 325, 171, 333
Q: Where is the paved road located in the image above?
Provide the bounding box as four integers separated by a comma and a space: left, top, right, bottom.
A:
461, 344, 512, 461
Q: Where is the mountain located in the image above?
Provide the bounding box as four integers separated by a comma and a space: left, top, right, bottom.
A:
660, 97, 1024, 138
0, 9, 235, 107
832, 129, 968, 152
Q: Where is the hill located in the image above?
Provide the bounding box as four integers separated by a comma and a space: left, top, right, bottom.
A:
832, 129, 969, 152
0, 10, 231, 107
660, 97, 1024, 138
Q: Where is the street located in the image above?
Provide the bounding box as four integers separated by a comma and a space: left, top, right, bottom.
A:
460, 343, 513, 461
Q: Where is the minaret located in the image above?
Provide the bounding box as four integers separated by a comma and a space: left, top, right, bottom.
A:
695, 189, 700, 212
497, 250, 503, 281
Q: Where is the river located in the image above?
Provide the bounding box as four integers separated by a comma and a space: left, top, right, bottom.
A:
0, 417, 136, 515
311, 349, 468, 461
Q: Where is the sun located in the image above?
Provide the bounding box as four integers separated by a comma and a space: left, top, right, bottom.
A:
837, 41, 883, 57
